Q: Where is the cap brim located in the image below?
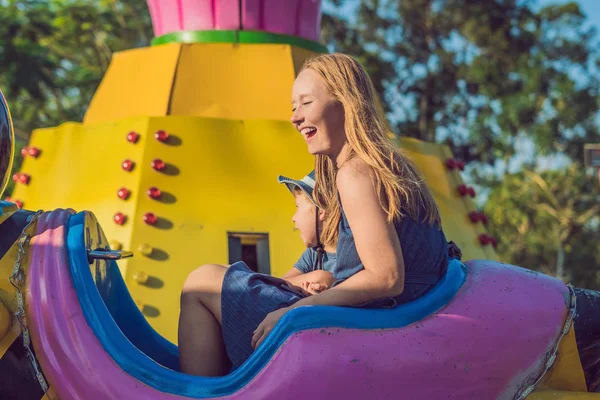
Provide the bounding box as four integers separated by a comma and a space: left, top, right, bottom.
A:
277, 175, 318, 207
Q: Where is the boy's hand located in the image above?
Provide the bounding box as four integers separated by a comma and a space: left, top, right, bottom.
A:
284, 270, 335, 296
300, 281, 329, 295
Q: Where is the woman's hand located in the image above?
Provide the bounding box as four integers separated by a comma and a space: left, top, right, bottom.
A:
252, 307, 290, 350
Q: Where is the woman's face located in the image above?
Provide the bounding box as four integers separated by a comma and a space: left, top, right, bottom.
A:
291, 69, 346, 156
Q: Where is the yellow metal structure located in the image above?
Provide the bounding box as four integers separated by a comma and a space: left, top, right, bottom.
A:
13, 42, 497, 343
84, 43, 310, 124
0, 216, 24, 359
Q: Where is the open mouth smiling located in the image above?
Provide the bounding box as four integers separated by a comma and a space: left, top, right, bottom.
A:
300, 127, 317, 141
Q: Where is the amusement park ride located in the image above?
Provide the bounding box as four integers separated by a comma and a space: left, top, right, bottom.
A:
0, 1, 599, 399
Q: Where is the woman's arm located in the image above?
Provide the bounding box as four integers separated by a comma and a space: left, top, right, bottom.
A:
290, 160, 405, 308
252, 161, 405, 349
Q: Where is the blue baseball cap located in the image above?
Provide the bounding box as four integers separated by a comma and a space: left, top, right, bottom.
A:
277, 170, 317, 206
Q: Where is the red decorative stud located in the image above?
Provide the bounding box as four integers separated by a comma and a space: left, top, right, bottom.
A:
122, 159, 135, 172
467, 187, 476, 198
151, 159, 166, 171
20, 147, 28, 157
14, 200, 23, 209
117, 188, 131, 200
458, 184, 468, 196
127, 131, 140, 144
27, 147, 40, 158
469, 211, 480, 223
147, 186, 162, 200
445, 158, 457, 170
457, 161, 465, 171
18, 173, 30, 185
479, 212, 488, 225
478, 234, 490, 246
154, 130, 169, 143
143, 212, 158, 225
12, 173, 19, 183
114, 213, 127, 225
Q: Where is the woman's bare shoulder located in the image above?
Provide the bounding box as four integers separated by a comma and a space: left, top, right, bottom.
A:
336, 158, 375, 197
336, 158, 373, 185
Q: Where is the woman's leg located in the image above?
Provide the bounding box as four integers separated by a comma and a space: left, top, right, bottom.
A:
178, 264, 231, 376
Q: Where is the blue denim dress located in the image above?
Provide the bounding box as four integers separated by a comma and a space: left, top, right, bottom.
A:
221, 202, 448, 371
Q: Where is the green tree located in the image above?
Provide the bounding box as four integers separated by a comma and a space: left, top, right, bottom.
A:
484, 164, 600, 288
0, 0, 153, 196
0, 0, 153, 135
321, 0, 600, 166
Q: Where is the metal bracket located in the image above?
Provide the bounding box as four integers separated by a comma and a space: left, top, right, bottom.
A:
87, 248, 133, 263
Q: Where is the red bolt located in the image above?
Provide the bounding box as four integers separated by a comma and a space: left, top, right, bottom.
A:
27, 147, 40, 158
457, 161, 465, 171
478, 234, 490, 246
458, 184, 468, 196
114, 213, 127, 225
154, 130, 169, 143
147, 186, 162, 200
469, 211, 480, 223
479, 212, 488, 225
14, 200, 23, 209
127, 131, 140, 144
151, 159, 166, 171
445, 158, 457, 170
117, 188, 131, 200
18, 174, 30, 185
20, 147, 28, 157
122, 159, 135, 172
467, 187, 476, 198
12, 173, 19, 183
143, 212, 158, 225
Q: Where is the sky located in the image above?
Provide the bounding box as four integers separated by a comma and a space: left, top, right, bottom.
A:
539, 0, 600, 31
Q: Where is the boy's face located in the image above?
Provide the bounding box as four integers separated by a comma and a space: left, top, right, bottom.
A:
292, 191, 319, 248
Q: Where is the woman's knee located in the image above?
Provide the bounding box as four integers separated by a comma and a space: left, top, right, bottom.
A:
182, 264, 227, 298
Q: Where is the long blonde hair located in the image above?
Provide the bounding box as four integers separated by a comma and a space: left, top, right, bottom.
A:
302, 53, 442, 247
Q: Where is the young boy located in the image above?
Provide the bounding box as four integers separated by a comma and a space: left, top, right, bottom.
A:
277, 170, 337, 295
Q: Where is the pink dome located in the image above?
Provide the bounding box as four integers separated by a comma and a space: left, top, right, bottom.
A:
147, 0, 322, 42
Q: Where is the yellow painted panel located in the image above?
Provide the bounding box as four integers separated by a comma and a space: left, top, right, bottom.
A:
170, 44, 308, 121
537, 325, 587, 391
122, 117, 313, 341
529, 392, 599, 399
12, 118, 151, 276
0, 201, 17, 225
41, 386, 59, 400
0, 300, 9, 340
83, 44, 181, 124
398, 137, 497, 261
291, 46, 317, 75
0, 215, 29, 358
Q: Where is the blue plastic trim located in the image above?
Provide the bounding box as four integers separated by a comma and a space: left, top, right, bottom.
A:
67, 211, 467, 398
92, 249, 180, 370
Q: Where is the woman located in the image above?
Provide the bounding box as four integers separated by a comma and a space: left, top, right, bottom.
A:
178, 53, 448, 376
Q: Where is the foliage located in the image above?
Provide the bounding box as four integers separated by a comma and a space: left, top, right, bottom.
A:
321, 0, 600, 283
321, 0, 600, 166
0, 0, 152, 197
484, 163, 600, 288
0, 0, 153, 135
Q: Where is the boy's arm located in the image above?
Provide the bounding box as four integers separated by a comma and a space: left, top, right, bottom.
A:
283, 269, 334, 289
